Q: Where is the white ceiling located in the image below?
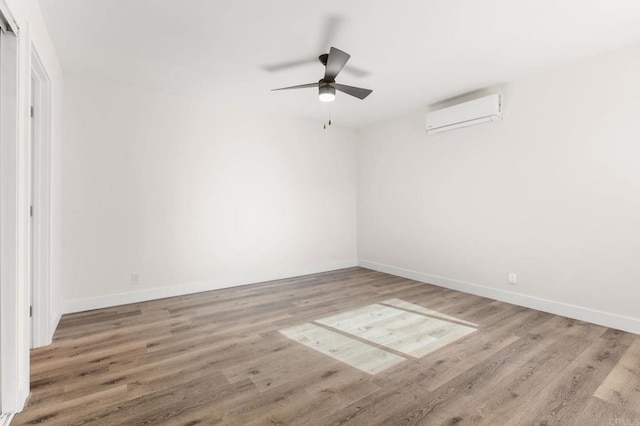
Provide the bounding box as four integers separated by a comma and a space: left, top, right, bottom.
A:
37, 0, 640, 129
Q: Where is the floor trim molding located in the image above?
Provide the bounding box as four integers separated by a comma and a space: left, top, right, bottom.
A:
0, 413, 15, 426
62, 260, 358, 314
358, 259, 640, 335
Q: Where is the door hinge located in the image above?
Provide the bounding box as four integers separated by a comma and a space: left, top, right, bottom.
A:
30, 306, 33, 318
30, 105, 34, 118
30, 205, 33, 217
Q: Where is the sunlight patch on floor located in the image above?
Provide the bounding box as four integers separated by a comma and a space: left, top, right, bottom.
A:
280, 299, 477, 374
280, 322, 406, 375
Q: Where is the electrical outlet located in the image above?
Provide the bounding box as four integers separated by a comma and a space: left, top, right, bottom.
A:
508, 273, 517, 285
131, 272, 141, 286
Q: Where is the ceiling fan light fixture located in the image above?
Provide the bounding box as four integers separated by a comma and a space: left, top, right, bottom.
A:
319, 84, 336, 102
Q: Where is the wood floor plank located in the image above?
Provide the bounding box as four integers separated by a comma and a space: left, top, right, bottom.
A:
506, 331, 632, 425
572, 396, 640, 426
359, 332, 555, 425
429, 330, 602, 425
12, 267, 640, 425
594, 339, 640, 413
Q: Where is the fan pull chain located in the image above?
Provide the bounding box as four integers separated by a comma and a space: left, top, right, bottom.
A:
323, 103, 332, 130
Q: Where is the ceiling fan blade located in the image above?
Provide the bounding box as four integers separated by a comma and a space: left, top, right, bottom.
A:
334, 83, 372, 100
262, 58, 317, 72
324, 47, 350, 82
343, 65, 370, 78
271, 82, 319, 91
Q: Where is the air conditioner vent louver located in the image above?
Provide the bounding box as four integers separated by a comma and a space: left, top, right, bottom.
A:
426, 94, 503, 134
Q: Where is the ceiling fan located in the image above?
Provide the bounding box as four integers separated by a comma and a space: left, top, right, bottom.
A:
271, 47, 373, 103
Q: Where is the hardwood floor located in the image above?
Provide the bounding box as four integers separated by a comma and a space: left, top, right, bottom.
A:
13, 267, 640, 425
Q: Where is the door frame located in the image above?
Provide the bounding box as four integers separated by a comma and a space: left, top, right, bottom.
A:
30, 45, 52, 348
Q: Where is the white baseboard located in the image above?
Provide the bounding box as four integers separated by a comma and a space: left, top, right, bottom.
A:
49, 310, 62, 341
17, 382, 28, 411
0, 413, 15, 426
32, 309, 61, 348
61, 258, 640, 335
63, 260, 358, 314
359, 259, 640, 335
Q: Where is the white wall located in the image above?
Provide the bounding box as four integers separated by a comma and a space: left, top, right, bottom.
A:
358, 44, 640, 333
62, 74, 357, 311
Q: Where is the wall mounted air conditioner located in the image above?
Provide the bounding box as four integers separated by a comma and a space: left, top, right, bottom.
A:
426, 94, 503, 134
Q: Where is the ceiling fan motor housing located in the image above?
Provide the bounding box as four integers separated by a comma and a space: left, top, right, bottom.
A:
319, 81, 336, 102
